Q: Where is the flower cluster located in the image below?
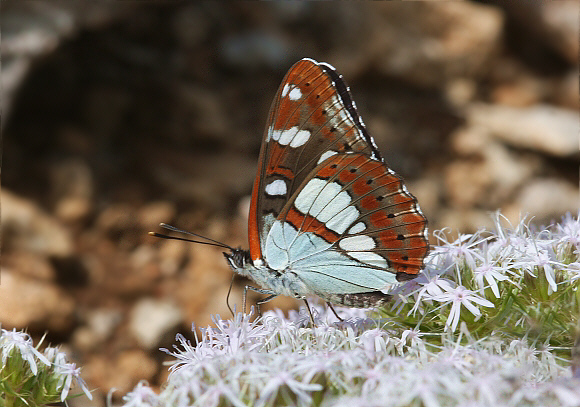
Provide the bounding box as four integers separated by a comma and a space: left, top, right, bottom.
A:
123, 304, 579, 407
119, 211, 580, 406
385, 212, 580, 345
0, 329, 92, 407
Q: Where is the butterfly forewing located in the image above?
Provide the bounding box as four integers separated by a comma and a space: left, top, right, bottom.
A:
249, 59, 380, 261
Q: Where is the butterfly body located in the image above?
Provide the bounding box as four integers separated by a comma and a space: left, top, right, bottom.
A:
226, 58, 428, 309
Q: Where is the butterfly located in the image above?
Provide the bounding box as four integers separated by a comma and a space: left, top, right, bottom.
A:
221, 58, 429, 320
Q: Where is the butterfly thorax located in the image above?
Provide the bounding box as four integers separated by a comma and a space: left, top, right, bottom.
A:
223, 248, 313, 299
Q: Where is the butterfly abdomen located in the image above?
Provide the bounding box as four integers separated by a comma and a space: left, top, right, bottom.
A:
323, 292, 392, 308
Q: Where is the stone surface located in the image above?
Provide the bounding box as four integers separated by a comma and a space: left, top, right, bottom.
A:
1, 189, 73, 257
129, 298, 183, 350
514, 179, 579, 224
467, 103, 579, 157
0, 270, 75, 332
371, 2, 504, 88
84, 350, 157, 396
73, 308, 123, 353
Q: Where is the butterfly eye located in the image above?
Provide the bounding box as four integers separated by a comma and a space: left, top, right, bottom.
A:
316, 94, 320, 99
321, 109, 327, 115
366, 179, 373, 185
387, 212, 394, 217
330, 127, 336, 132
330, 164, 338, 169
397, 234, 405, 240
305, 82, 310, 86
349, 168, 357, 173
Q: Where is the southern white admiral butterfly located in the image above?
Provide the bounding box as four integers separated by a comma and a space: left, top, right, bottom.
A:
153, 58, 429, 321
223, 58, 429, 318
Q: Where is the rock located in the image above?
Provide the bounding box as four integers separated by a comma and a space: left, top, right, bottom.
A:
0, 270, 75, 332
438, 209, 496, 234
407, 175, 442, 220
72, 308, 123, 353
446, 135, 538, 209
157, 239, 187, 277
494, 0, 578, 65
50, 158, 94, 222
95, 204, 138, 234
1, 189, 73, 257
84, 350, 157, 396
467, 103, 579, 157
137, 201, 176, 230
153, 152, 255, 210
3, 252, 56, 281
177, 244, 232, 328
370, 2, 503, 88
514, 178, 579, 223
445, 159, 492, 209
129, 298, 183, 350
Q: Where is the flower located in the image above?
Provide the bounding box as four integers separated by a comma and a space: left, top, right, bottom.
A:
123, 381, 160, 407
258, 371, 322, 405
432, 230, 488, 272
54, 362, 93, 401
434, 286, 494, 332
0, 329, 50, 375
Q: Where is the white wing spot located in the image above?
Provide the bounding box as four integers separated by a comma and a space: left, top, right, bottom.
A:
317, 150, 338, 164
282, 84, 290, 97
265, 180, 287, 196
288, 87, 302, 100
339, 235, 375, 251
289, 129, 310, 147
295, 178, 359, 234
272, 127, 310, 148
347, 222, 366, 234
326, 206, 359, 234
348, 251, 388, 268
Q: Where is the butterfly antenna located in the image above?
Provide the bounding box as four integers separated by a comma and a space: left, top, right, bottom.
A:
149, 223, 233, 250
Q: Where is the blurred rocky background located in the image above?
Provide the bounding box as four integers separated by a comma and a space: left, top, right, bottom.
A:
1, 1, 578, 404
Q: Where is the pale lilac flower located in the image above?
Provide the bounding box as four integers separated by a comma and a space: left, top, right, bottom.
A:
161, 333, 219, 377
409, 274, 456, 315
519, 244, 563, 294
54, 362, 93, 401
555, 212, 580, 247
434, 286, 494, 332
210, 311, 267, 355
473, 264, 507, 298
43, 347, 67, 366
400, 329, 424, 350
258, 371, 322, 405
0, 329, 50, 375
195, 382, 247, 407
123, 381, 159, 407
360, 329, 389, 359
432, 230, 488, 271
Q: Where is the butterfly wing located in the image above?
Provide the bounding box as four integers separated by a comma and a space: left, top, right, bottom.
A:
264, 152, 429, 297
249, 58, 382, 262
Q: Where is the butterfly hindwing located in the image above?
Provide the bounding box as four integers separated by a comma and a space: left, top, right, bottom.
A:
249, 59, 380, 261
264, 152, 428, 295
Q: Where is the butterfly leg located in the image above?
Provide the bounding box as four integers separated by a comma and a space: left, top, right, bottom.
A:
326, 302, 344, 322
303, 299, 316, 327
243, 285, 276, 316
256, 294, 278, 318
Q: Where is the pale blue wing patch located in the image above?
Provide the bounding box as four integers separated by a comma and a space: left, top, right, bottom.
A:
265, 220, 397, 294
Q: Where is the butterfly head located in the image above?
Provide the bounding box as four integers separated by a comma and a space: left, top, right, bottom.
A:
223, 248, 254, 273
